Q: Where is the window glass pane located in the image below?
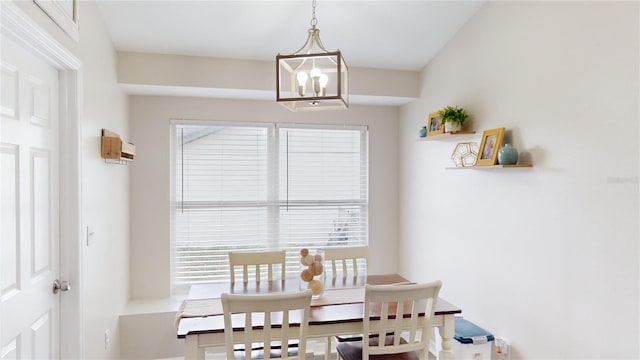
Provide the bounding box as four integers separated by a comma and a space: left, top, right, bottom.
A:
176, 125, 268, 202
174, 206, 269, 285
279, 128, 364, 201
172, 122, 368, 287
279, 205, 367, 276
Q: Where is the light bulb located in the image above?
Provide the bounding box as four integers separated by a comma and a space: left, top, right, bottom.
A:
296, 71, 308, 97
311, 68, 322, 96
319, 74, 328, 96
297, 71, 308, 86
319, 74, 329, 86
310, 68, 321, 78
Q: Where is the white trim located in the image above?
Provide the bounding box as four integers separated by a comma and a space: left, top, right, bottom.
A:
1, 2, 83, 358
276, 123, 368, 131
1, 2, 80, 69
170, 123, 369, 289
169, 118, 273, 129
33, 0, 79, 42
169, 118, 368, 131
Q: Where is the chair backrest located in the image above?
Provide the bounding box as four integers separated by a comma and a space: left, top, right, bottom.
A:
222, 291, 312, 360
362, 280, 442, 360
322, 246, 369, 279
229, 250, 286, 283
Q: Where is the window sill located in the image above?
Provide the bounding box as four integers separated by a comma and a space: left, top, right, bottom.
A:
121, 295, 186, 316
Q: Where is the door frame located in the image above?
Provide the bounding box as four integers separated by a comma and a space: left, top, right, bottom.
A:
1, 2, 83, 358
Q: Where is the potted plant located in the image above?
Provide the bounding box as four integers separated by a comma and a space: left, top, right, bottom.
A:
438, 106, 469, 133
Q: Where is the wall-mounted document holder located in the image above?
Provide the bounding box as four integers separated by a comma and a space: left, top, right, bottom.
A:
101, 129, 135, 164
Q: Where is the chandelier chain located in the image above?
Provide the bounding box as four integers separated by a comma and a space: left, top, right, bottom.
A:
310, 0, 317, 28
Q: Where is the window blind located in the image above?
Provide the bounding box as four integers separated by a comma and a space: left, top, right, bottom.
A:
278, 127, 368, 274
172, 122, 368, 288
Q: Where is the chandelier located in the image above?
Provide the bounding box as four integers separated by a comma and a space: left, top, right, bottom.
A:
276, 0, 348, 111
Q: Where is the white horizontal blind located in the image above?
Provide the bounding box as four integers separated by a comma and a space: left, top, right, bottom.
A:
174, 124, 271, 285
279, 127, 368, 275
172, 122, 368, 287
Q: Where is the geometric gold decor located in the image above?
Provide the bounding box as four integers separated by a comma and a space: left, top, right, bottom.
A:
451, 142, 479, 167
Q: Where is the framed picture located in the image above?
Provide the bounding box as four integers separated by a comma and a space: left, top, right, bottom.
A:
426, 112, 444, 136
476, 127, 505, 166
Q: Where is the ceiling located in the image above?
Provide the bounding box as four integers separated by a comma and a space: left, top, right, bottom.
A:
96, 1, 485, 72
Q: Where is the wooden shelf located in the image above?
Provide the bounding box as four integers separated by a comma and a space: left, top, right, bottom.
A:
446, 164, 533, 170
418, 131, 476, 140
101, 129, 135, 163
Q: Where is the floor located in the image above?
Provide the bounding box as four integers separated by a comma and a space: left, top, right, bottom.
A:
164, 338, 438, 360
203, 339, 337, 360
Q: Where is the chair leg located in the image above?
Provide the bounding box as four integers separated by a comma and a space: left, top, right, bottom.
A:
325, 336, 332, 360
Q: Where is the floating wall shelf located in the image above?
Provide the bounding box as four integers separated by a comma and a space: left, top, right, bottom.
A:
418, 131, 476, 141
445, 164, 533, 170
417, 124, 534, 169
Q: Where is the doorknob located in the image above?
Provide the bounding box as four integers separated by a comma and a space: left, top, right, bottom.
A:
53, 279, 71, 294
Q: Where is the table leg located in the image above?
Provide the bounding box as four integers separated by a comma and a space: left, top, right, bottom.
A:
185, 334, 205, 360
438, 314, 455, 360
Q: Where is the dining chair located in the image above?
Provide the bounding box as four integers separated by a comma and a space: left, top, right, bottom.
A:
322, 246, 370, 351
228, 250, 290, 354
322, 246, 369, 281
335, 280, 442, 360
222, 291, 312, 360
229, 250, 286, 283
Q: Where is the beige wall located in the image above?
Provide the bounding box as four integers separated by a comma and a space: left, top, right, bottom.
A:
15, 1, 639, 358
399, 1, 639, 359
11, 1, 131, 358
78, 3, 130, 358
129, 96, 400, 299
117, 52, 420, 102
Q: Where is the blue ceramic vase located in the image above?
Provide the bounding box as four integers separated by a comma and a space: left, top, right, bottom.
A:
419, 126, 427, 138
498, 144, 518, 165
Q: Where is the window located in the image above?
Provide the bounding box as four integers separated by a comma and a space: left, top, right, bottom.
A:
172, 121, 368, 288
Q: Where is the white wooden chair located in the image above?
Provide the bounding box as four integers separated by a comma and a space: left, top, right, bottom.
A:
321, 246, 369, 354
222, 291, 312, 360
335, 280, 442, 360
322, 246, 369, 280
228, 250, 286, 283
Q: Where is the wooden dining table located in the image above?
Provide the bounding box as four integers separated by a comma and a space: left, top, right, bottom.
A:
176, 274, 461, 360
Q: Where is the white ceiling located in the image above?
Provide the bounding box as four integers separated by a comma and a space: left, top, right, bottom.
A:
96, 0, 485, 72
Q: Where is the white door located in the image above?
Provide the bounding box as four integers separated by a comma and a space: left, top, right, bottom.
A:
1, 34, 61, 359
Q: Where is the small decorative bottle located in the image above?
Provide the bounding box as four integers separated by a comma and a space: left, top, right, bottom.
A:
419, 126, 427, 138
498, 144, 518, 165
